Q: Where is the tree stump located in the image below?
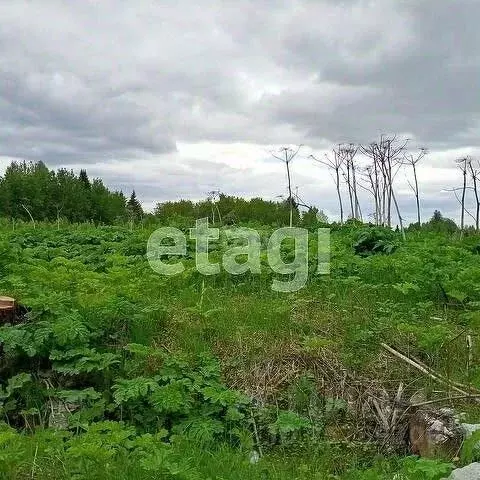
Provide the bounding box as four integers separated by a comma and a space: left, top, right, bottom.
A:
0, 296, 16, 324
409, 408, 464, 459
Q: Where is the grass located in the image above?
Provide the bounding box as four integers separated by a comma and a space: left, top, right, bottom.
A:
0, 222, 479, 478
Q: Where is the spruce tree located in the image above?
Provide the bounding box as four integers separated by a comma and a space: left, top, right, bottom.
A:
0, 160, 128, 223
126, 190, 143, 220
79, 169, 91, 189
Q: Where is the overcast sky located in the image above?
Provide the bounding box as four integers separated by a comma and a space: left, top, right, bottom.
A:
1, 0, 480, 223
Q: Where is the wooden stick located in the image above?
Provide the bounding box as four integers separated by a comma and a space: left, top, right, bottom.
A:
407, 349, 480, 394
250, 408, 263, 458
381, 343, 479, 401
390, 382, 404, 428
411, 394, 480, 408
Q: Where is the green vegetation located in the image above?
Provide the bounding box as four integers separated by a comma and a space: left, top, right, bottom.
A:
0, 160, 310, 228
0, 216, 479, 479
0, 162, 128, 224
154, 193, 301, 227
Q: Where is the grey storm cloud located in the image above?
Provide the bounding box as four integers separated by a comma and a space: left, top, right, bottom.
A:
0, 0, 479, 220
2, 0, 480, 162
260, 1, 480, 148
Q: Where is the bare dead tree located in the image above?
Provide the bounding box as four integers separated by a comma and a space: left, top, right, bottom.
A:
387, 138, 408, 239
271, 145, 302, 227
456, 157, 471, 234
343, 144, 361, 221
207, 190, 222, 225
361, 141, 387, 226
293, 186, 313, 210
311, 144, 345, 224
361, 135, 408, 238
313, 143, 361, 222
356, 165, 384, 223
403, 148, 428, 226
384, 137, 408, 229
361, 166, 376, 222
344, 153, 354, 219
445, 187, 476, 223
342, 143, 362, 220
468, 159, 480, 231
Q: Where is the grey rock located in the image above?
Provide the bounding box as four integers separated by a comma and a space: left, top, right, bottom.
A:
461, 424, 480, 438
249, 450, 260, 464
447, 463, 480, 480
409, 408, 463, 458
461, 424, 480, 457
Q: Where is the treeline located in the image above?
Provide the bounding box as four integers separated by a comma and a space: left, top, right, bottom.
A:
154, 194, 329, 227
155, 194, 298, 226
0, 160, 463, 232
0, 160, 324, 227
407, 210, 459, 234
0, 161, 131, 223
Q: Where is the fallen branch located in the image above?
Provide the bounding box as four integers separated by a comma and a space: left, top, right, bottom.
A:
411, 394, 480, 408
390, 382, 404, 429
250, 408, 263, 458
408, 350, 480, 394
380, 343, 480, 401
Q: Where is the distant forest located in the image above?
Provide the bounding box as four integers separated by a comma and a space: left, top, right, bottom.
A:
0, 160, 461, 232
0, 160, 313, 226
0, 161, 143, 224
154, 194, 318, 227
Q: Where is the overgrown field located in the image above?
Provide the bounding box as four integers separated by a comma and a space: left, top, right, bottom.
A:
0, 221, 480, 479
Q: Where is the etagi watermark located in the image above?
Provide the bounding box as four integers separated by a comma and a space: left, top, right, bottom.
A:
147, 218, 330, 293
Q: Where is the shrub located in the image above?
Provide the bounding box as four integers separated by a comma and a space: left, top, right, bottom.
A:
353, 227, 398, 257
